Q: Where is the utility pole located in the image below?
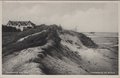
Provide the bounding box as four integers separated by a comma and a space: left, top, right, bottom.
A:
75, 26, 78, 32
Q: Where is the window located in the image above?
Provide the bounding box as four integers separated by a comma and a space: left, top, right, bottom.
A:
18, 25, 20, 27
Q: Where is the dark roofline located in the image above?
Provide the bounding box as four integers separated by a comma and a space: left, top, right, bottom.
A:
7, 20, 36, 26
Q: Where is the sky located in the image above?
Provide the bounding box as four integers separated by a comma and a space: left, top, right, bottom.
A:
2, 1, 118, 32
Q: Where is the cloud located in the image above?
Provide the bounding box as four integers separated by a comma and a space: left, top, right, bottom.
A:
37, 7, 118, 32
2, 2, 118, 32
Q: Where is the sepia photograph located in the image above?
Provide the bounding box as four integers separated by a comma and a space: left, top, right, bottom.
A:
2, 1, 119, 75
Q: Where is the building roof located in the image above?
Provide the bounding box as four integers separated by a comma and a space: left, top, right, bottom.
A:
7, 21, 35, 26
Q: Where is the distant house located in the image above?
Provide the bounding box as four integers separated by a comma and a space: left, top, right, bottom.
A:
7, 21, 36, 31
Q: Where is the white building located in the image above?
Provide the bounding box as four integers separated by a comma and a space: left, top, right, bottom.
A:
7, 21, 36, 31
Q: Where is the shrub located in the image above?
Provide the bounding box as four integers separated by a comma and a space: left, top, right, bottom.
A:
2, 25, 21, 32
78, 33, 98, 48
